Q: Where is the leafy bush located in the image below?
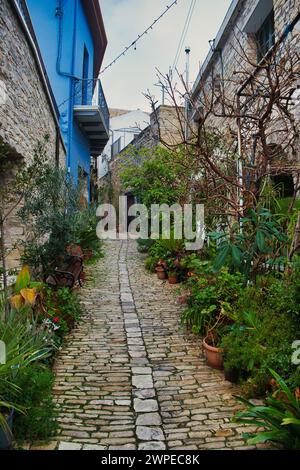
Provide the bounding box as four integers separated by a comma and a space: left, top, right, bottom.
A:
19, 165, 83, 276
220, 275, 300, 396
137, 238, 155, 253
42, 287, 83, 346
120, 145, 196, 207
182, 267, 243, 336
209, 208, 288, 281
233, 369, 300, 450
73, 205, 102, 254
13, 365, 58, 442
0, 298, 53, 433
145, 236, 186, 275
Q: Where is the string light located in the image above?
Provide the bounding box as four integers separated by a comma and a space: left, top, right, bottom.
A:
99, 0, 179, 75
58, 1, 179, 109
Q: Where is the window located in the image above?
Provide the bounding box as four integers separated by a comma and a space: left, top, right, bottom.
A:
256, 10, 275, 61
111, 137, 121, 158
82, 46, 89, 105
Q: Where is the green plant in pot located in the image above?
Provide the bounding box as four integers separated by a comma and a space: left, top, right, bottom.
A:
166, 258, 182, 284
155, 259, 167, 280
202, 299, 239, 370
202, 314, 227, 370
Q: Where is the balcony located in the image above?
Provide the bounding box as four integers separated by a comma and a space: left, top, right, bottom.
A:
73, 79, 110, 156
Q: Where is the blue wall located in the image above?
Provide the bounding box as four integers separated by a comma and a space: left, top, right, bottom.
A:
26, 0, 95, 199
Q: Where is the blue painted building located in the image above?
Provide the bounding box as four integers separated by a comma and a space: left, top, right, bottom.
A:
24, 0, 110, 200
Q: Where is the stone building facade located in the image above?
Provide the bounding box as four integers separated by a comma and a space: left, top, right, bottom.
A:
0, 0, 66, 275
99, 105, 185, 207
192, 0, 300, 120
190, 0, 300, 202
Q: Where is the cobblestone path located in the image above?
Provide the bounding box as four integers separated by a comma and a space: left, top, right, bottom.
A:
51, 240, 254, 451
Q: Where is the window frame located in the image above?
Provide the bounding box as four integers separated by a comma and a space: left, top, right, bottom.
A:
255, 9, 275, 61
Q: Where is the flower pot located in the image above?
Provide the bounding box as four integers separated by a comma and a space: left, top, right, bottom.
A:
203, 336, 223, 370
168, 275, 178, 285
0, 409, 14, 450
156, 267, 167, 280
224, 367, 240, 383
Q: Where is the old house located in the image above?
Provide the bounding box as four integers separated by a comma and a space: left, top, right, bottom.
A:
0, 0, 67, 274
191, 0, 300, 200
0, 0, 110, 278
98, 108, 150, 180
25, 0, 110, 201
100, 104, 185, 209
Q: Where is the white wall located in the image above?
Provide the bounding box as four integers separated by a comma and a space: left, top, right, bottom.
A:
98, 109, 149, 178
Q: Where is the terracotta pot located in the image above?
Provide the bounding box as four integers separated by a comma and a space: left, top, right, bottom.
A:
203, 336, 224, 370
168, 275, 179, 285
156, 267, 167, 280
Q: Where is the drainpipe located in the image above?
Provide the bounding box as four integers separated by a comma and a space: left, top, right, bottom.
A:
55, 0, 78, 174
185, 46, 191, 143
55, 124, 60, 166
236, 95, 244, 228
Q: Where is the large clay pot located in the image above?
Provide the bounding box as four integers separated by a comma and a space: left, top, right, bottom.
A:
156, 266, 167, 280
168, 274, 179, 285
203, 336, 223, 370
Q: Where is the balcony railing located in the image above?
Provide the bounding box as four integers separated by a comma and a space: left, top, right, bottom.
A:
74, 78, 109, 133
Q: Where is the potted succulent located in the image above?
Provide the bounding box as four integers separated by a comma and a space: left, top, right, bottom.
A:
155, 260, 167, 280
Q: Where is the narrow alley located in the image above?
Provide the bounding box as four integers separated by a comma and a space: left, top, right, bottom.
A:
51, 240, 251, 451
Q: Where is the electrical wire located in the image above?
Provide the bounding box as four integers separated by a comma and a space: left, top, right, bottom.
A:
171, 0, 197, 77
58, 0, 180, 109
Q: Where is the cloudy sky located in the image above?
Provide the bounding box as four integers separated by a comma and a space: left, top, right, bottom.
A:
100, 0, 232, 112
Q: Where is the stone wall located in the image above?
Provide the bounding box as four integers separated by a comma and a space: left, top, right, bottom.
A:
192, 0, 300, 184
99, 105, 185, 206
0, 0, 66, 275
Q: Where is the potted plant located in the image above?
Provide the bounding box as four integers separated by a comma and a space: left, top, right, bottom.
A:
168, 271, 179, 284
166, 258, 181, 284
202, 314, 228, 370
202, 331, 224, 369
155, 260, 167, 280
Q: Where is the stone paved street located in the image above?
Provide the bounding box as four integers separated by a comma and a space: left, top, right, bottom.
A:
51, 240, 255, 451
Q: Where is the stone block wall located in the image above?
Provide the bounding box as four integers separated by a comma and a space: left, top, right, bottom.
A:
100, 105, 185, 206
0, 0, 66, 275
192, 0, 300, 166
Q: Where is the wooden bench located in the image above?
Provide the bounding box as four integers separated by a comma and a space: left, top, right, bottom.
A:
46, 246, 84, 289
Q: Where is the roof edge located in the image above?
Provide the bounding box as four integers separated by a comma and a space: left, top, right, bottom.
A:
192, 0, 241, 96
